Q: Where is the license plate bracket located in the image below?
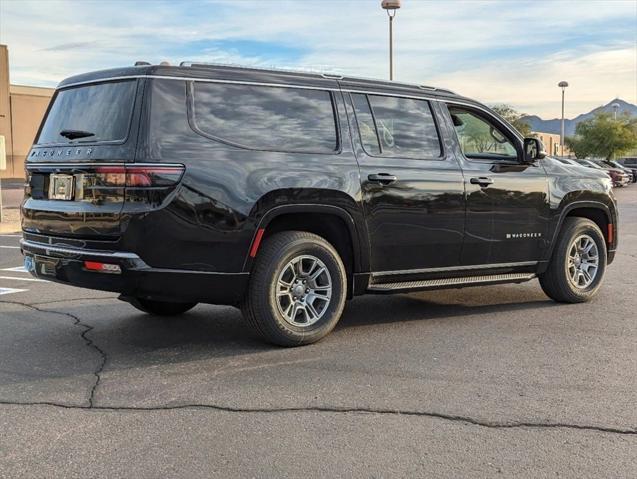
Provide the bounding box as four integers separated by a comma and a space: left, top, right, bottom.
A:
48, 174, 75, 200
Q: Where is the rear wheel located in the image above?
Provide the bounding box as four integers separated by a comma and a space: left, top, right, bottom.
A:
539, 217, 607, 303
128, 298, 197, 316
241, 231, 347, 346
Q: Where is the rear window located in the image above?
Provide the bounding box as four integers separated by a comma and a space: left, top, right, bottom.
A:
37, 80, 137, 145
191, 82, 338, 153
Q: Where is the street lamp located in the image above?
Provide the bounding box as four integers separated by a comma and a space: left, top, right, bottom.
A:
612, 102, 620, 120
558, 81, 569, 157
381, 0, 401, 81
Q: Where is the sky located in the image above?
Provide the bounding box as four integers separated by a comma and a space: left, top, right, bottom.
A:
0, 0, 635, 119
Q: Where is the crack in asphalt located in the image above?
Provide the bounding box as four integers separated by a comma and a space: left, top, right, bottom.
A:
1, 300, 107, 408
0, 399, 635, 436
1, 301, 635, 437
31, 296, 116, 306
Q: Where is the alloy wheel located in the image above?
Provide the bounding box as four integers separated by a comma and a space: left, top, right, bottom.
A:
275, 254, 332, 327
566, 234, 599, 289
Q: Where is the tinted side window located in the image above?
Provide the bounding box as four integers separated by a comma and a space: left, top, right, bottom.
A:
351, 93, 381, 155
191, 83, 337, 153
367, 95, 441, 159
449, 108, 517, 161
37, 80, 137, 145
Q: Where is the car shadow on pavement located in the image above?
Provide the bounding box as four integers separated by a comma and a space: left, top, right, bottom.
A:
0, 287, 564, 392
338, 289, 560, 330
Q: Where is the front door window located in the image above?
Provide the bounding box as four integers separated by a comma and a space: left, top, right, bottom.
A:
449, 108, 517, 161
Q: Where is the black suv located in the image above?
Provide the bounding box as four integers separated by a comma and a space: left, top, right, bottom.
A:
21, 63, 618, 346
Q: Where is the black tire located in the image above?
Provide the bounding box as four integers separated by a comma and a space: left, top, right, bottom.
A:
241, 231, 347, 347
129, 298, 197, 316
539, 217, 607, 303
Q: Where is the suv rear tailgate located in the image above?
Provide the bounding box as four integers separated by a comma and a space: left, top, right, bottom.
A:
22, 78, 143, 238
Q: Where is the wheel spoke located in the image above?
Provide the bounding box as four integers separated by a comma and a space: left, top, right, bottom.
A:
283, 302, 294, 319
566, 234, 600, 289
305, 302, 319, 321
276, 254, 333, 327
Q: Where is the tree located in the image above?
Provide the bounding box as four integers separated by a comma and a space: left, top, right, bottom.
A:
491, 104, 532, 136
565, 113, 637, 160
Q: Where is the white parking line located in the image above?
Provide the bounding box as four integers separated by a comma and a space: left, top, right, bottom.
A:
0, 246, 20, 249
0, 275, 46, 283
0, 287, 28, 296
1, 266, 27, 272
0, 234, 21, 238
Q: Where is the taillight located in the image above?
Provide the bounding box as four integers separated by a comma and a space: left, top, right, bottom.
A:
93, 165, 184, 187
76, 164, 184, 203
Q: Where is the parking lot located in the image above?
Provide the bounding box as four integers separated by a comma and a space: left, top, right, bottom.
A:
0, 187, 635, 478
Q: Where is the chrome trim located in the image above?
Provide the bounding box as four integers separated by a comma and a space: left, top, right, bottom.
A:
372, 261, 538, 277
59, 75, 343, 93
56, 76, 509, 140
20, 239, 140, 260
25, 162, 184, 169
368, 273, 536, 291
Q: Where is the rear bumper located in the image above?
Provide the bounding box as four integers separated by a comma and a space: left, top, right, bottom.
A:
20, 238, 248, 305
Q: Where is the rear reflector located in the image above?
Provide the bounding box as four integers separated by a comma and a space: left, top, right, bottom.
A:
608, 224, 614, 244
84, 261, 122, 274
249, 228, 266, 258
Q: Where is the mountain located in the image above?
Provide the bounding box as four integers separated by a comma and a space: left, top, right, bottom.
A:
522, 99, 637, 136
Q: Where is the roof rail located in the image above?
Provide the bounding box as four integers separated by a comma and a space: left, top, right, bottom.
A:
177, 61, 458, 95
180, 61, 343, 77
419, 84, 457, 95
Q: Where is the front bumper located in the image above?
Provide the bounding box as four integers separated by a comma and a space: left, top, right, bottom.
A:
20, 238, 248, 305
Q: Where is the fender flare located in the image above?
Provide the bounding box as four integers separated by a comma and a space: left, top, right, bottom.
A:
545, 199, 615, 264
242, 203, 370, 273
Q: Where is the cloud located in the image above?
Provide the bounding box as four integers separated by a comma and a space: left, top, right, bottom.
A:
0, 0, 635, 117
41, 41, 99, 52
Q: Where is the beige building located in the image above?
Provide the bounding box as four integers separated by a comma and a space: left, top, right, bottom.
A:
1, 45, 55, 179
532, 131, 572, 158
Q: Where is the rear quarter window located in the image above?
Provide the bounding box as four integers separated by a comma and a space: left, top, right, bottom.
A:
190, 82, 338, 153
37, 80, 137, 145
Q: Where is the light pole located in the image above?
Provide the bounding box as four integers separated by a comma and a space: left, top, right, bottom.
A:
558, 81, 569, 157
612, 102, 620, 120
381, 0, 401, 81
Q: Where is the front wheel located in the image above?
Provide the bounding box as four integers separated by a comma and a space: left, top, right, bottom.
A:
241, 231, 347, 346
539, 217, 607, 303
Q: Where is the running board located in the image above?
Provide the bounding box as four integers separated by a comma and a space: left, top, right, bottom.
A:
367, 273, 536, 293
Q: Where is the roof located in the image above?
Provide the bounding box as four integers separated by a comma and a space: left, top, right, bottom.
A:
57, 62, 466, 101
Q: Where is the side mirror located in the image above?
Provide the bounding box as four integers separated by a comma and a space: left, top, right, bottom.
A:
523, 137, 547, 162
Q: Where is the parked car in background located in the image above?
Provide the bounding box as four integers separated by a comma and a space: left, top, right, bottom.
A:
588, 159, 631, 187
574, 159, 628, 187
619, 157, 637, 168
607, 159, 637, 183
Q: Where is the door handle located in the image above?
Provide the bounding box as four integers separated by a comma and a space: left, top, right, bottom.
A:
470, 177, 494, 187
368, 173, 398, 185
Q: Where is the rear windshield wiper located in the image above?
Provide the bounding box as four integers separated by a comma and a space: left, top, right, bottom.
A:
59, 129, 95, 140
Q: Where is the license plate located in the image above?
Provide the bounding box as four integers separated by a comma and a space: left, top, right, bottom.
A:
49, 174, 75, 200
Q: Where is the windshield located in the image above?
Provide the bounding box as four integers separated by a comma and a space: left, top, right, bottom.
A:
37, 80, 137, 145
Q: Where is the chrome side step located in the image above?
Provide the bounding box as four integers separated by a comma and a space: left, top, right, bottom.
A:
367, 273, 536, 293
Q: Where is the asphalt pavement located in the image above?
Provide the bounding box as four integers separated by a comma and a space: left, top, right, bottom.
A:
0, 187, 635, 478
